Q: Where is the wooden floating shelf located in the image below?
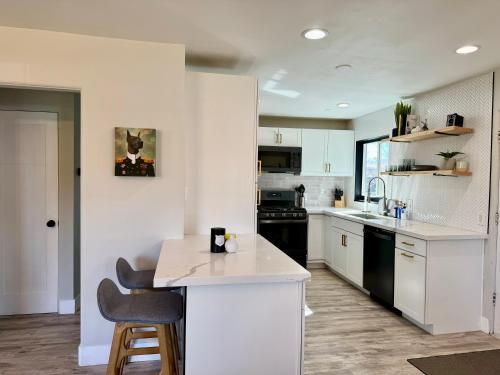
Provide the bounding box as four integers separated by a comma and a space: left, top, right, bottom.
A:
388, 126, 473, 143
381, 169, 472, 177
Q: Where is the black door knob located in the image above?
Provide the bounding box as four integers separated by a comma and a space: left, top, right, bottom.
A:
46, 220, 56, 228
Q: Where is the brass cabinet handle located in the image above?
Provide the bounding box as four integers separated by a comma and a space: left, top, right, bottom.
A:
279, 133, 283, 144
257, 160, 262, 176
400, 252, 414, 259
275, 132, 279, 144
257, 188, 261, 206
401, 241, 415, 247
328, 163, 332, 173
344, 234, 347, 247
341, 234, 344, 247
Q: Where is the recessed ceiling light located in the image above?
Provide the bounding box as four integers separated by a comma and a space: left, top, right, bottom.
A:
455, 45, 480, 55
335, 64, 352, 71
337, 102, 350, 108
302, 28, 328, 40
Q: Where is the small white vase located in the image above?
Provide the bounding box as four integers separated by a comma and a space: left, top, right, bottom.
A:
225, 235, 239, 253
440, 158, 456, 170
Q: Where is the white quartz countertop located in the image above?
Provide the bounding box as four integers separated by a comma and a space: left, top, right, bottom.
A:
154, 234, 311, 287
307, 207, 488, 241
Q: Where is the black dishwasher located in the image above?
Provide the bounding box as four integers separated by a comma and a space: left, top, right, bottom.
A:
363, 225, 396, 307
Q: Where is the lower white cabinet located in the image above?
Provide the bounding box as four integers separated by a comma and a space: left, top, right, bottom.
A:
324, 220, 363, 287
330, 227, 347, 276
307, 215, 324, 263
394, 248, 426, 323
345, 233, 363, 287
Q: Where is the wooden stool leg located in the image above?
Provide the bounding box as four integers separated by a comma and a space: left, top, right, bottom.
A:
169, 324, 180, 375
157, 324, 176, 375
170, 323, 180, 360
107, 323, 127, 375
118, 326, 130, 375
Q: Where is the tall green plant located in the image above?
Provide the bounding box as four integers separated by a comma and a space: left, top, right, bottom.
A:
394, 101, 412, 132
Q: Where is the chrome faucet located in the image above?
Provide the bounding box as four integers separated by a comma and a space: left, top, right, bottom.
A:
367, 177, 389, 216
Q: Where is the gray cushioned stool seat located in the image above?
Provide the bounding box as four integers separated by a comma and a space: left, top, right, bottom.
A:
116, 257, 156, 289
97, 278, 183, 324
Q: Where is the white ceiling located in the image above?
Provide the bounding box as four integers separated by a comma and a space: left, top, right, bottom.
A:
0, 0, 499, 119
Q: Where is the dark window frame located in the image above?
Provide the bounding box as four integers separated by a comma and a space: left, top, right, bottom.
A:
354, 135, 389, 203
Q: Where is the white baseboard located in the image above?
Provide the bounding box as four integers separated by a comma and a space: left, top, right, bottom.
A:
79, 344, 110, 366
79, 339, 160, 366
58, 299, 76, 314
480, 316, 491, 334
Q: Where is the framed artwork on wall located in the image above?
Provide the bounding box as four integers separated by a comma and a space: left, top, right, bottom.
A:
114, 127, 156, 177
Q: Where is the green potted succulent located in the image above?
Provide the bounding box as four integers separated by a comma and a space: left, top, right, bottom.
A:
436, 150, 464, 170
394, 101, 412, 136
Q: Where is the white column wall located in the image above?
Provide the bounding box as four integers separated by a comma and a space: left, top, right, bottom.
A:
0, 26, 185, 364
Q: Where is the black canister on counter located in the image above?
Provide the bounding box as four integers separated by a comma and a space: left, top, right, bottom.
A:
210, 227, 226, 253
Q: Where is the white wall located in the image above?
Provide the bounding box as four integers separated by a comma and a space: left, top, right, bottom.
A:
0, 26, 186, 365
185, 72, 257, 234
0, 88, 77, 307
348, 73, 493, 234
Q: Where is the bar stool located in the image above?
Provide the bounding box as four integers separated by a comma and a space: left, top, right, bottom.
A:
116, 257, 181, 367
97, 278, 182, 375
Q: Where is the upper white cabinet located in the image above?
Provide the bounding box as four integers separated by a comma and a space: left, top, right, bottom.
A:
258, 127, 302, 147
258, 127, 279, 146
326, 130, 354, 176
301, 129, 328, 176
301, 129, 354, 177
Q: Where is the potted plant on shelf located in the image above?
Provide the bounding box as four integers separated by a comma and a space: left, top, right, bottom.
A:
436, 150, 464, 170
394, 101, 412, 136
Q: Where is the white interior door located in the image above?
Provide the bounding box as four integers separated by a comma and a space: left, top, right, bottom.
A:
0, 110, 58, 315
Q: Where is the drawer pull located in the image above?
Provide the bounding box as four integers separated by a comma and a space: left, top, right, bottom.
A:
400, 252, 414, 259
401, 241, 415, 247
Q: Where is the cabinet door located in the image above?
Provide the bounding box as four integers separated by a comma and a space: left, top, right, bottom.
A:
307, 215, 324, 261
258, 127, 279, 146
394, 249, 426, 323
330, 227, 347, 277
323, 219, 334, 266
278, 128, 302, 147
326, 130, 354, 176
301, 129, 327, 176
345, 233, 363, 287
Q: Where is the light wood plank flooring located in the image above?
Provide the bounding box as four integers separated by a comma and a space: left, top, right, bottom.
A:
1, 268, 500, 374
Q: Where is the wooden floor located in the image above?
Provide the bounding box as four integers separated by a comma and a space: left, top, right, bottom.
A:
1, 268, 500, 374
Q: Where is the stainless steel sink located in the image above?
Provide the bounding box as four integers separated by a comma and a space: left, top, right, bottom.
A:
346, 213, 380, 220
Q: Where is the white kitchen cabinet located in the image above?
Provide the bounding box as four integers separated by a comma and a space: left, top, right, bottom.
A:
394, 248, 426, 323
345, 232, 363, 287
258, 127, 279, 146
278, 128, 302, 147
327, 130, 354, 176
330, 227, 347, 276
323, 218, 334, 266
301, 129, 354, 176
258, 127, 302, 147
301, 129, 328, 176
307, 215, 324, 263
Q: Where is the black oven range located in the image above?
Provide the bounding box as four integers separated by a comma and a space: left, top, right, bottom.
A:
257, 189, 308, 268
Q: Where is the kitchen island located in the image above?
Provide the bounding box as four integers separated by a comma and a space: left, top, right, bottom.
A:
154, 234, 311, 375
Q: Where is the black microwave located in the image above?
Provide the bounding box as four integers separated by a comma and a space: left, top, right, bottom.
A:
258, 146, 302, 175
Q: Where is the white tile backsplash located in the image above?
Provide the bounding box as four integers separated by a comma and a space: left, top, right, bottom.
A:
349, 72, 493, 233
257, 173, 345, 207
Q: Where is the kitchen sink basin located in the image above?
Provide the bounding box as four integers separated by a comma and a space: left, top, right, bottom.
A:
346, 213, 380, 220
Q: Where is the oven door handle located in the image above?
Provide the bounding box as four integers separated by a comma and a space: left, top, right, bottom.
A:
259, 219, 308, 224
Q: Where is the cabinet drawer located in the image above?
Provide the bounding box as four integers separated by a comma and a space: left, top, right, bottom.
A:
330, 216, 363, 236
394, 249, 426, 323
396, 234, 426, 257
